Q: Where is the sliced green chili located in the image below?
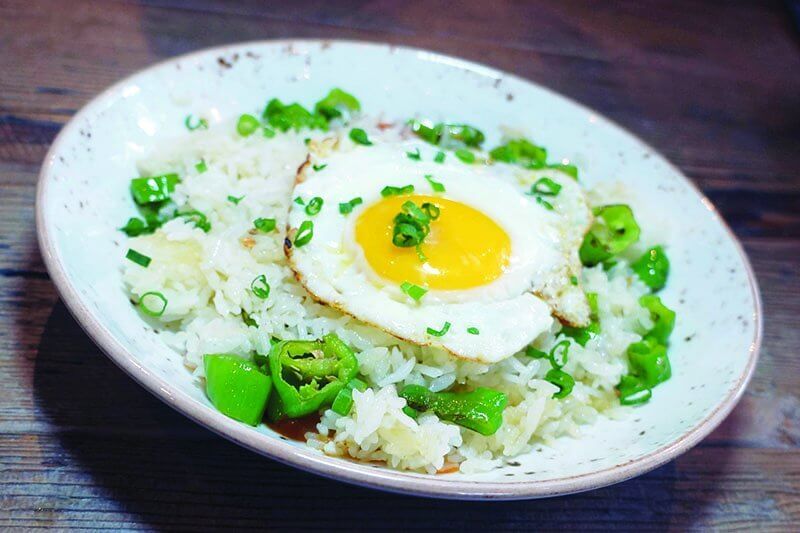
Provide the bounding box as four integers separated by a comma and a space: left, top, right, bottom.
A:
579, 204, 641, 266
130, 174, 180, 205
632, 245, 670, 291
204, 354, 272, 426
639, 294, 676, 344
399, 385, 507, 436
545, 368, 575, 399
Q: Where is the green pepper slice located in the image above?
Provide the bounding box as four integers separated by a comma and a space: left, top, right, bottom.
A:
626, 336, 671, 388
130, 173, 180, 205
632, 245, 670, 291
639, 294, 676, 344
579, 204, 641, 266
267, 333, 358, 420
399, 385, 508, 436
204, 354, 272, 426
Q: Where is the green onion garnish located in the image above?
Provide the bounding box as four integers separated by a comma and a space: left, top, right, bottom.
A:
570, 275, 578, 286
467, 327, 480, 335
531, 177, 562, 196
195, 160, 207, 173
262, 126, 275, 138
406, 148, 421, 161
250, 274, 270, 299
427, 321, 451, 337
424, 174, 445, 193
312, 163, 327, 171
184, 115, 208, 131
254, 218, 276, 233
126, 248, 151, 268
525, 346, 549, 359
392, 200, 440, 261
549, 340, 570, 369
349, 128, 373, 146
535, 196, 554, 211
294, 196, 305, 205
434, 151, 445, 163
400, 281, 427, 301
294, 220, 314, 247
305, 197, 324, 216
455, 149, 475, 164
241, 310, 258, 328
178, 210, 211, 232
303, 137, 311, 145
339, 197, 363, 215
139, 291, 167, 317
237, 113, 260, 137
228, 195, 244, 205
381, 184, 415, 197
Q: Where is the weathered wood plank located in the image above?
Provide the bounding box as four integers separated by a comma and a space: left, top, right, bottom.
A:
0, 0, 798, 179
1, 0, 799, 528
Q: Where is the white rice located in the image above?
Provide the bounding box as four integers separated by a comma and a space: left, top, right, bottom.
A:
122, 119, 653, 474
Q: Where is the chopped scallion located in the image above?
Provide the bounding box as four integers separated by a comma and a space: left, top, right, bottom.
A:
125, 248, 151, 268
426, 321, 451, 337
250, 274, 270, 299
467, 327, 480, 335
305, 196, 324, 216
400, 281, 427, 301
139, 291, 167, 317
381, 184, 415, 197
349, 128, 372, 146
339, 197, 363, 215
294, 220, 314, 247
424, 174, 445, 192
312, 163, 327, 171
434, 151, 446, 163
535, 196, 554, 211
254, 218, 276, 233
227, 195, 245, 205
531, 177, 562, 196
406, 148, 421, 161
195, 160, 208, 173
184, 115, 208, 131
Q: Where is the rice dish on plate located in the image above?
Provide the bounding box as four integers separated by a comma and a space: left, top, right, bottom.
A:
120, 89, 675, 474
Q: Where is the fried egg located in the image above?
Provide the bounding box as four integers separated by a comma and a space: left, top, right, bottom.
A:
284, 135, 591, 363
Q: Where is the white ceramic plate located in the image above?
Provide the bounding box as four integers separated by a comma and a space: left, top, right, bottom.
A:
36, 40, 761, 500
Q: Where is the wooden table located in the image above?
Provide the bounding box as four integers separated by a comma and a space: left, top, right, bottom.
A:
2, 1, 798, 529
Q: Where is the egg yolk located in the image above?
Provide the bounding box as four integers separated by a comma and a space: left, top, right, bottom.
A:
354, 194, 511, 290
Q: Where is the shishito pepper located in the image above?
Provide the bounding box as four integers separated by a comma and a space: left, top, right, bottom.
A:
399, 385, 508, 436
204, 354, 272, 426
267, 333, 358, 420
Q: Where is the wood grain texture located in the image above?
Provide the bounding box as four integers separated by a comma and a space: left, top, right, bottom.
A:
1, 0, 798, 530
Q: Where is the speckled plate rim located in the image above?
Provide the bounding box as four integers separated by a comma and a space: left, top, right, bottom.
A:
35, 39, 762, 500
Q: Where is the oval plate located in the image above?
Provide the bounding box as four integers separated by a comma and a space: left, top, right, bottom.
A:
36, 40, 761, 500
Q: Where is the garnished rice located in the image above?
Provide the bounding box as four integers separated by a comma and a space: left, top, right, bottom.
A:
122, 110, 660, 474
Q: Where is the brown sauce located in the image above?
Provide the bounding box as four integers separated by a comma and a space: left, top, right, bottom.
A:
268, 413, 322, 441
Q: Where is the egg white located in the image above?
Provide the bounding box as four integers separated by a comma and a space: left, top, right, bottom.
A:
284, 134, 591, 363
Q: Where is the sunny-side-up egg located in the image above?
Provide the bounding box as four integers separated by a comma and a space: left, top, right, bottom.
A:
284, 137, 592, 363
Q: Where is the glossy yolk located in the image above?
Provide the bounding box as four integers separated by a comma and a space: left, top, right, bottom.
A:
354, 194, 511, 290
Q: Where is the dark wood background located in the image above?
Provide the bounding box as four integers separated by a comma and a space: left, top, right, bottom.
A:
2, 0, 799, 529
